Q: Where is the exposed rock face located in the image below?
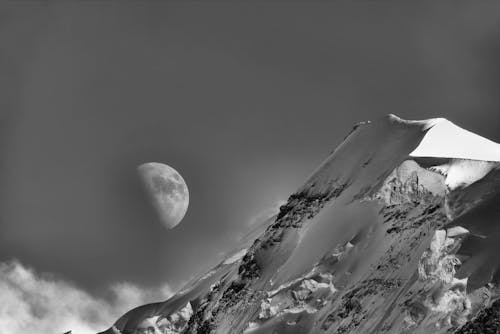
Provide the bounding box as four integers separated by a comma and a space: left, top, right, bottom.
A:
99, 115, 500, 334
455, 299, 500, 334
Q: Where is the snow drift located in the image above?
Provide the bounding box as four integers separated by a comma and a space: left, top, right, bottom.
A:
98, 115, 500, 334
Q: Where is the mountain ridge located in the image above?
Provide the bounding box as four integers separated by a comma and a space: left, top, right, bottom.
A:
99, 114, 500, 334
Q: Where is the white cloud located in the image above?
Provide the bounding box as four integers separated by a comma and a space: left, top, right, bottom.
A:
0, 260, 172, 334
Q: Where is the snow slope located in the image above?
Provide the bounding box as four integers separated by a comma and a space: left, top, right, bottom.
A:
410, 118, 500, 162
98, 115, 500, 334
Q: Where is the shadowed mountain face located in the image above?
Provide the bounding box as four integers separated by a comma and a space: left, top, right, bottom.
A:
99, 115, 500, 334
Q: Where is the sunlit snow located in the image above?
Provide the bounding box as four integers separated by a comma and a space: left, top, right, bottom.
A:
411, 119, 500, 162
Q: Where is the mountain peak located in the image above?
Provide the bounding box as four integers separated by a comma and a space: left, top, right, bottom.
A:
100, 116, 500, 334
410, 118, 500, 161
384, 113, 445, 131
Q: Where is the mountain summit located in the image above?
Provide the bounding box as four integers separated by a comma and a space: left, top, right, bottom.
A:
100, 115, 500, 334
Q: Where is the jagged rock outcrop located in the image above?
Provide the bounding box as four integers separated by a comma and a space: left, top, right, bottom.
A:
455, 299, 500, 334
99, 115, 500, 334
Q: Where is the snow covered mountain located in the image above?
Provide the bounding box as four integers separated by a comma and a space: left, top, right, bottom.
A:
99, 115, 500, 334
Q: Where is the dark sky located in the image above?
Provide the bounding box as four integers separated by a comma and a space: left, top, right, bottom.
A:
1, 2, 500, 296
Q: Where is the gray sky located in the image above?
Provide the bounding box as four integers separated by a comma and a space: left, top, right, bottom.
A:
1, 2, 500, 299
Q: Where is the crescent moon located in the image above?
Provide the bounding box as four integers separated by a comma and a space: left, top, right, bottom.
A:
137, 162, 189, 229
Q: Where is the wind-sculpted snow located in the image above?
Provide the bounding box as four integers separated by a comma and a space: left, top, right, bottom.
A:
298, 114, 434, 198
410, 118, 500, 162
99, 115, 500, 334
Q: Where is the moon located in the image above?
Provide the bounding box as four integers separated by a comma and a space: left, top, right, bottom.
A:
137, 162, 189, 229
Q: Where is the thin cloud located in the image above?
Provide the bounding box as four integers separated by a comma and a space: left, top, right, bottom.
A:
0, 260, 172, 334
246, 199, 286, 227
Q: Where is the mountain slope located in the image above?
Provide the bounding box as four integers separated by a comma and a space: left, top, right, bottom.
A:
99, 115, 500, 334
